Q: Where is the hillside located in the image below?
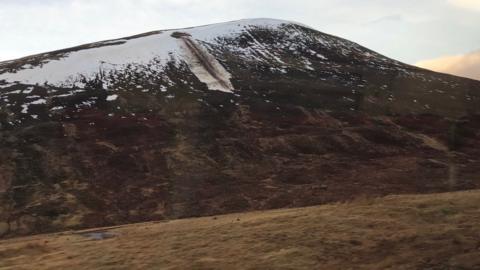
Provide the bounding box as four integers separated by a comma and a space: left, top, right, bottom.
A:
1, 190, 479, 270
0, 19, 479, 238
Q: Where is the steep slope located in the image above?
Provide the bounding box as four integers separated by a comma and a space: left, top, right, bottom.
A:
0, 19, 479, 238
1, 190, 480, 270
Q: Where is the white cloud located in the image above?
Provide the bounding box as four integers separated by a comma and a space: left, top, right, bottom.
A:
416, 50, 480, 81
448, 0, 480, 11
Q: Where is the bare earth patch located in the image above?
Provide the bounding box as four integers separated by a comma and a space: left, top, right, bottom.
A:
1, 190, 479, 270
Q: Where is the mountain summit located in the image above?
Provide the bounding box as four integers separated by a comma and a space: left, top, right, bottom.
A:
0, 19, 479, 237
1, 18, 394, 89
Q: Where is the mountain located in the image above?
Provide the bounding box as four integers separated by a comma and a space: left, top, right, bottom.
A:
0, 18, 479, 238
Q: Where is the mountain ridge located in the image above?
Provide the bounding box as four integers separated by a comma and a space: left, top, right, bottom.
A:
0, 18, 407, 86
0, 19, 315, 63
2, 18, 477, 83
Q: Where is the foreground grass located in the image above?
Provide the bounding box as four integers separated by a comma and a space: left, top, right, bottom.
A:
1, 190, 480, 270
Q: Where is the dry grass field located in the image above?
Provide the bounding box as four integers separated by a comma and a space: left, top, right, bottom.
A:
1, 190, 480, 270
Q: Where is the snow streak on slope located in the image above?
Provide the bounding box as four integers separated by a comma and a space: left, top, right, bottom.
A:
0, 19, 295, 91
178, 35, 234, 93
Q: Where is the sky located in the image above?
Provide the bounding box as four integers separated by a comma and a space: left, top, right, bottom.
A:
0, 0, 479, 80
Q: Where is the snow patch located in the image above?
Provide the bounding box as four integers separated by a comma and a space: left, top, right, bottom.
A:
30, 99, 46, 105
21, 104, 29, 114
106, 94, 118, 101
22, 87, 34, 94
50, 106, 64, 111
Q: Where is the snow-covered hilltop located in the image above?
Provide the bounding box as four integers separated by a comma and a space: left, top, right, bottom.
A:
0, 19, 399, 90
0, 18, 477, 126
0, 19, 293, 89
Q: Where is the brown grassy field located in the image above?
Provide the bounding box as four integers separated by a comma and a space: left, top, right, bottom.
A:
1, 190, 480, 270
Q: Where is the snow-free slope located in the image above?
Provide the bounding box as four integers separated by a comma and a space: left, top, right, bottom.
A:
0, 19, 479, 238
2, 190, 480, 270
